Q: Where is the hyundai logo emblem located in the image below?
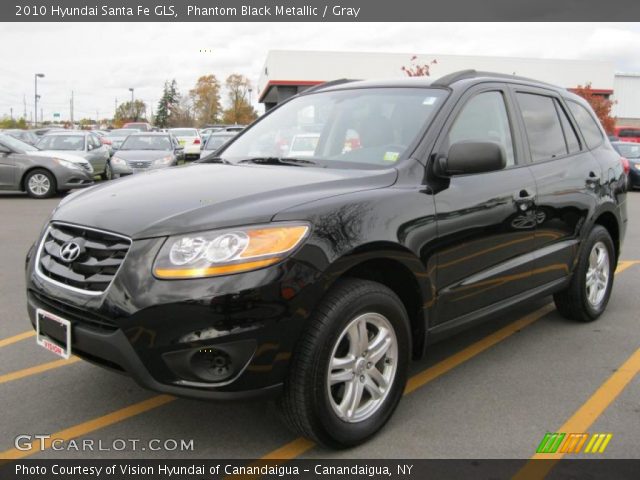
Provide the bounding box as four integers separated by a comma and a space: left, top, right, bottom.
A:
59, 241, 81, 263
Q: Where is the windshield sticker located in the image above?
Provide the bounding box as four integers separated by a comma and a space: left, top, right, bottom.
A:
383, 151, 400, 162
422, 96, 437, 105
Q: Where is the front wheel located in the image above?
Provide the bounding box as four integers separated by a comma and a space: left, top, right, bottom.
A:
280, 279, 410, 448
101, 161, 113, 181
25, 169, 56, 199
554, 225, 615, 322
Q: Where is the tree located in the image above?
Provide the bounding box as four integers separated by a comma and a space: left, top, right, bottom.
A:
221, 74, 257, 125
0, 117, 27, 129
189, 75, 222, 126
113, 100, 147, 127
156, 79, 180, 128
401, 56, 437, 77
571, 83, 617, 135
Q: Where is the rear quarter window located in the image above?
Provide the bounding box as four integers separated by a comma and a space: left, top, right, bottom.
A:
567, 101, 604, 149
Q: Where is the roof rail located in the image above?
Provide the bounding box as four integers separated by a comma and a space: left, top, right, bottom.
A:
304, 78, 359, 93
432, 70, 477, 87
433, 69, 560, 89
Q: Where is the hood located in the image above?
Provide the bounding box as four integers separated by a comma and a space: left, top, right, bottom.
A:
52, 163, 397, 239
31, 151, 88, 164
114, 150, 173, 161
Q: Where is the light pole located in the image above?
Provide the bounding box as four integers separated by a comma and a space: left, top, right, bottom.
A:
129, 87, 134, 121
34, 73, 45, 127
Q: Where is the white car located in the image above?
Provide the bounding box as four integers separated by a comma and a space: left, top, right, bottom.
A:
169, 128, 201, 160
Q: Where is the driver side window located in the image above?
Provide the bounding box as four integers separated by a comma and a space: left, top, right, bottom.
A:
447, 91, 515, 167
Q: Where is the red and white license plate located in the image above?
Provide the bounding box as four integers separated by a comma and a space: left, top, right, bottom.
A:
36, 308, 71, 359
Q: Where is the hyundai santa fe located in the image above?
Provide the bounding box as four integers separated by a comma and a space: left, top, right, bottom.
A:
25, 71, 627, 448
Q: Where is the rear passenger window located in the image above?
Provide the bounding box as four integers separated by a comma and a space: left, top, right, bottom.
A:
516, 93, 567, 162
447, 91, 515, 167
567, 101, 604, 149
555, 101, 581, 154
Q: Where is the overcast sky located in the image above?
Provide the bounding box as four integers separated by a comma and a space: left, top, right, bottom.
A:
1, 22, 640, 122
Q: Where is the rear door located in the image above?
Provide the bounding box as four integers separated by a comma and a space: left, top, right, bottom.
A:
432, 84, 539, 325
509, 86, 601, 288
0, 145, 17, 188
86, 134, 107, 173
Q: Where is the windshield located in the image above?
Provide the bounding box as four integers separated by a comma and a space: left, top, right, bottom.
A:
220, 87, 447, 168
205, 134, 234, 150
107, 129, 132, 137
0, 134, 38, 153
171, 129, 198, 137
37, 135, 85, 151
120, 135, 172, 151
616, 143, 640, 159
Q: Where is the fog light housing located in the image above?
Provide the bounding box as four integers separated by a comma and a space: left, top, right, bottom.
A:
162, 339, 256, 385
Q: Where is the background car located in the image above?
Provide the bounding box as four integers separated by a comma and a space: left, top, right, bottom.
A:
123, 122, 153, 132
36, 131, 110, 179
32, 127, 65, 137
612, 141, 640, 188
105, 128, 134, 152
202, 131, 238, 154
169, 128, 201, 160
0, 133, 93, 198
614, 126, 640, 143
2, 129, 40, 146
109, 132, 182, 178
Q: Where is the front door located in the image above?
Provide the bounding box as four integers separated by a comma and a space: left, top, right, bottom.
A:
431, 86, 539, 325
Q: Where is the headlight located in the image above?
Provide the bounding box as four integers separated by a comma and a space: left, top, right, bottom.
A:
153, 223, 309, 279
53, 158, 83, 171
153, 155, 174, 165
111, 156, 127, 166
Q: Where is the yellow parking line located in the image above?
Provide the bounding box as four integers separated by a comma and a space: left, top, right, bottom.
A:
0, 395, 176, 460
616, 260, 639, 273
0, 357, 81, 385
0, 331, 35, 348
513, 347, 640, 479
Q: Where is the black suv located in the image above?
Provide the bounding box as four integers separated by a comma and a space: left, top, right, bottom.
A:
26, 71, 627, 448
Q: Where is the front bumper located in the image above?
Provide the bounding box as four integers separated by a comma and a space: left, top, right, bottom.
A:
26, 234, 324, 400
55, 168, 95, 190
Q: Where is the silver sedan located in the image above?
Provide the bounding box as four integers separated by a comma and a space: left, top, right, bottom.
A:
0, 134, 94, 198
36, 131, 110, 178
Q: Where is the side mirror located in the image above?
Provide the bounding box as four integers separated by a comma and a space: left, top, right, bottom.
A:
438, 141, 506, 176
0, 145, 11, 154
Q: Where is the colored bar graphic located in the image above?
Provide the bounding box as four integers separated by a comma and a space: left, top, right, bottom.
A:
537, 433, 612, 454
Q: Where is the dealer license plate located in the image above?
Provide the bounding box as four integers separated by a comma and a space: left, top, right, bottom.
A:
36, 309, 71, 359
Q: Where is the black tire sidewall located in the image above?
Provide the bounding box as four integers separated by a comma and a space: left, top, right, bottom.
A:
25, 169, 55, 198
579, 226, 615, 319
310, 286, 410, 447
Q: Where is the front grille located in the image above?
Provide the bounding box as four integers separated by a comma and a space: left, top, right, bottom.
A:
129, 160, 152, 169
29, 290, 118, 331
37, 222, 131, 294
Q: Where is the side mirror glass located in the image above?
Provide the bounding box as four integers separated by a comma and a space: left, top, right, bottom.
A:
439, 141, 506, 176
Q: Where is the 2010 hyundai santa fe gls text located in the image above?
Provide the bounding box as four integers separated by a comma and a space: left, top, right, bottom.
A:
25, 71, 627, 448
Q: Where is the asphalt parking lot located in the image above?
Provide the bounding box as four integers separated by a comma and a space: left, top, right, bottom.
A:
1, 189, 639, 465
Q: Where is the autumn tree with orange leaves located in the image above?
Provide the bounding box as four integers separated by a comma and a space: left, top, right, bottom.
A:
572, 83, 617, 135
401, 56, 438, 77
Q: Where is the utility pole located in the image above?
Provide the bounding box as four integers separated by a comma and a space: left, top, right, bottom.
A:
129, 87, 134, 120
34, 73, 45, 127
114, 97, 117, 118
70, 91, 74, 126
10, 107, 13, 120
23, 95, 27, 119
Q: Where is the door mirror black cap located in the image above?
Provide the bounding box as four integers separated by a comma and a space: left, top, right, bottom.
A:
439, 141, 506, 176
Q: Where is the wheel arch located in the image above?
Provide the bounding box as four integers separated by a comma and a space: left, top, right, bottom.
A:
20, 166, 57, 193
593, 210, 620, 263
319, 243, 432, 360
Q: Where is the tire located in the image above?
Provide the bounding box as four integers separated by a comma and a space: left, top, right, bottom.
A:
554, 225, 615, 322
280, 278, 410, 448
101, 162, 113, 181
24, 169, 56, 199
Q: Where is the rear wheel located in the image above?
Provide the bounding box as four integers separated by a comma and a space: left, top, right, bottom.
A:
101, 161, 113, 181
554, 225, 615, 322
280, 279, 410, 448
25, 169, 56, 199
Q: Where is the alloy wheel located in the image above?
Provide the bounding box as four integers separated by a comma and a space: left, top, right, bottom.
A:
586, 241, 610, 308
327, 312, 398, 423
28, 174, 51, 196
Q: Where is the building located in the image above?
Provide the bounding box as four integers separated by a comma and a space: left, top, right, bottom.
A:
258, 50, 639, 125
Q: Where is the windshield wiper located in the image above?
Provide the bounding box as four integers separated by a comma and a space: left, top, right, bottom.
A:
238, 157, 317, 167
197, 155, 231, 164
